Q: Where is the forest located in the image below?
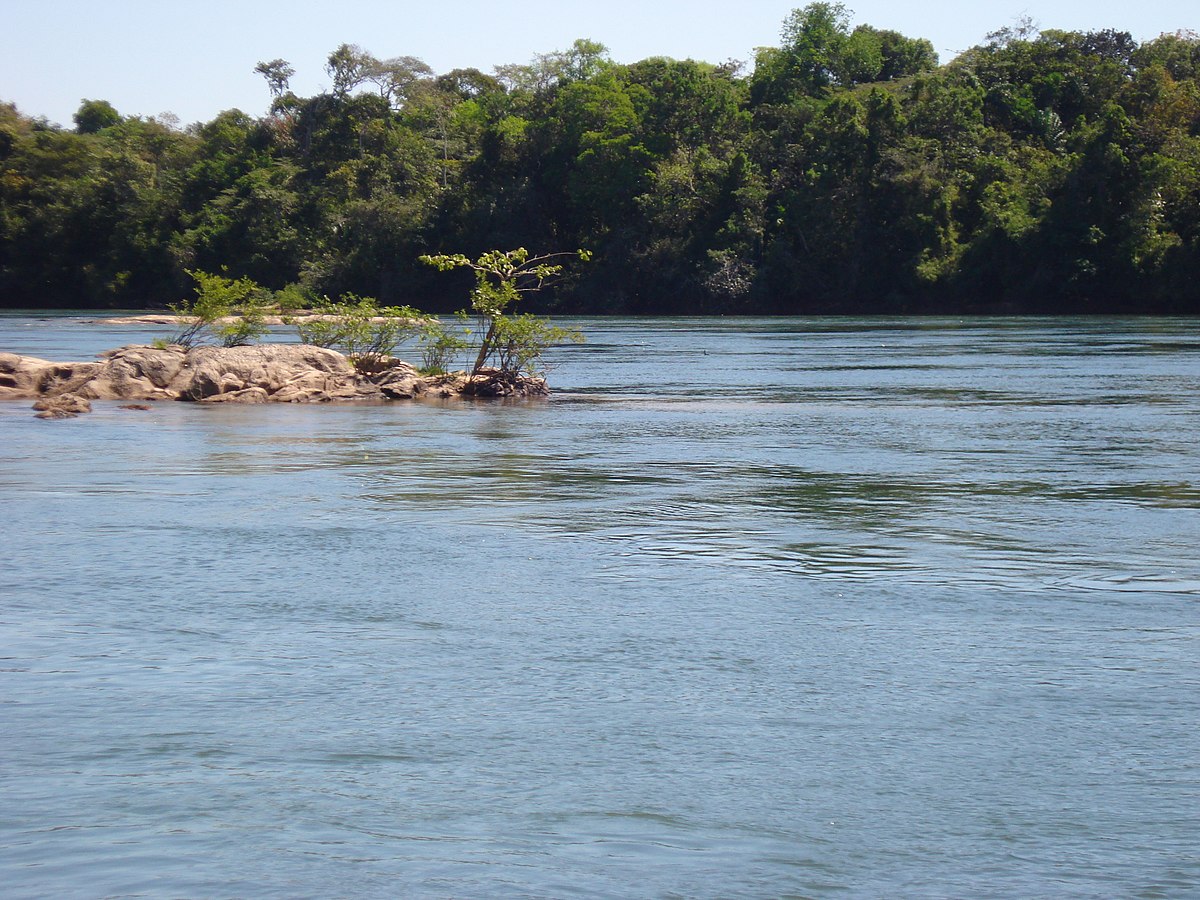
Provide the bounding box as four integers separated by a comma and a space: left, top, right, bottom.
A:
2, 5, 1199, 315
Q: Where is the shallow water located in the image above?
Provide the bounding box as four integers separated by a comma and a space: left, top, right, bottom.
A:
2, 315, 1198, 897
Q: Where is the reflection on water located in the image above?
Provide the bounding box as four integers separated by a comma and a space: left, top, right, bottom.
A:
2, 316, 1199, 897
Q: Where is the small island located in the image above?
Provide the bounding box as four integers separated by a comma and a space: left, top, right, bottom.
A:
1, 248, 586, 418
0, 343, 541, 419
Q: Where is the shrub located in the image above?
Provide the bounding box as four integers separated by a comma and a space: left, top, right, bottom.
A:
167, 269, 269, 348
273, 282, 317, 314
213, 295, 269, 347
291, 294, 425, 373
418, 320, 471, 374
491, 314, 584, 378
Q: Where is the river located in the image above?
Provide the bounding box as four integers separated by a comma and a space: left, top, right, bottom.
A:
2, 314, 1198, 897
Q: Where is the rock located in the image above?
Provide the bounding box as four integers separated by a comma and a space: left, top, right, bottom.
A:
1, 352, 94, 399
90, 314, 181, 325
374, 361, 428, 400
2, 343, 554, 417
172, 344, 361, 401
0, 352, 44, 396
32, 393, 92, 419
82, 345, 186, 400
460, 369, 549, 397
197, 385, 270, 404
99, 344, 187, 389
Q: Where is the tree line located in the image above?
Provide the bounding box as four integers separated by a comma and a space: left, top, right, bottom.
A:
2, 5, 1198, 314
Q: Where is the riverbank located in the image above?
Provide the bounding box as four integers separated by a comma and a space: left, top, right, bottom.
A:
0, 344, 545, 418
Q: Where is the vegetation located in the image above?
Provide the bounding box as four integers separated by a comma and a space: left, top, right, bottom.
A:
159, 249, 585, 382
168, 269, 268, 348
419, 248, 588, 378
487, 313, 586, 380
417, 320, 471, 374
2, 8, 1199, 315
289, 295, 424, 373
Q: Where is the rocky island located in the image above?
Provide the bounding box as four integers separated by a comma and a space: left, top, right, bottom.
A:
0, 344, 546, 419
1, 249, 586, 417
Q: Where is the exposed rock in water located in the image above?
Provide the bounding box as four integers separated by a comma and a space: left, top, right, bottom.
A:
0, 345, 549, 418
32, 393, 92, 419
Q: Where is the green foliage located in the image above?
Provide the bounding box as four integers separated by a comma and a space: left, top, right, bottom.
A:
490, 313, 585, 378
781, 2, 852, 90
255, 59, 295, 99
417, 320, 471, 374
73, 99, 121, 134
273, 281, 317, 313
213, 297, 269, 347
3, 23, 1200, 316
167, 269, 268, 348
420, 248, 588, 378
292, 294, 424, 372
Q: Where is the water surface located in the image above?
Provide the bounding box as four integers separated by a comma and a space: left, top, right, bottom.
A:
2, 315, 1198, 897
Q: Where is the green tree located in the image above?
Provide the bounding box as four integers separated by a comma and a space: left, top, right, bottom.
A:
254, 59, 295, 99
419, 248, 587, 379
327, 44, 365, 97
780, 2, 852, 91
366, 55, 434, 108
73, 99, 120, 134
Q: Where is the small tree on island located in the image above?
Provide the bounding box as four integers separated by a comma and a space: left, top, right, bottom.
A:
419, 248, 587, 385
166, 269, 269, 349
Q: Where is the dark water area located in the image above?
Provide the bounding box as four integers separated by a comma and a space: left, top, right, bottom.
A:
2, 315, 1198, 897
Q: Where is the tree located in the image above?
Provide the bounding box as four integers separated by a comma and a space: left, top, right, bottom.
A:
326, 44, 373, 98
419, 248, 587, 382
493, 38, 611, 96
167, 269, 268, 348
875, 28, 938, 80
290, 294, 424, 372
781, 2, 852, 90
254, 59, 295, 99
1132, 30, 1200, 80
365, 55, 434, 108
73, 99, 120, 134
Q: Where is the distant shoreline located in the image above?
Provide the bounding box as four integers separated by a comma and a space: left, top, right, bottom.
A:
91, 313, 428, 326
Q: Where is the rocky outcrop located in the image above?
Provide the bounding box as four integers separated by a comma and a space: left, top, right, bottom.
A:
0, 344, 549, 418
170, 344, 367, 402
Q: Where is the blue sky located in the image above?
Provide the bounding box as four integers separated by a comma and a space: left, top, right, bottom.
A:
3, 0, 1195, 128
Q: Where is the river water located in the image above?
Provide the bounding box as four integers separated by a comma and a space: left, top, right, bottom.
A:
2, 315, 1198, 898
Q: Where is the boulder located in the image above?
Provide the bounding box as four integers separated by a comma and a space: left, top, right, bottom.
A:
80, 345, 186, 399
32, 393, 92, 419
1, 352, 93, 399
0, 352, 44, 396
373, 360, 429, 400
171, 344, 362, 400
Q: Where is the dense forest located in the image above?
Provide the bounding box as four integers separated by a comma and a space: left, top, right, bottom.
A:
2, 5, 1199, 314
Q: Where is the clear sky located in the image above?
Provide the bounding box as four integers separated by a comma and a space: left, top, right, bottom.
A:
2, 0, 1195, 128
